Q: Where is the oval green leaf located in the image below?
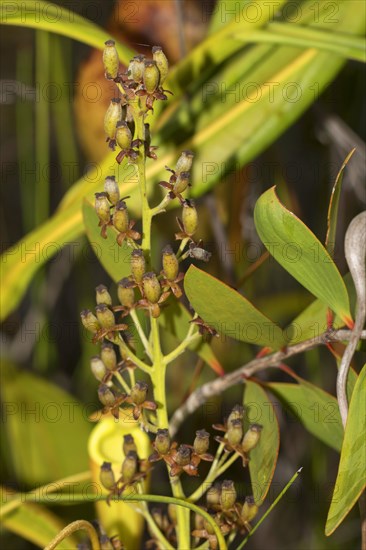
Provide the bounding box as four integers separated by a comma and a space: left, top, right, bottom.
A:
266, 376, 343, 452
243, 380, 279, 505
184, 265, 286, 349
254, 187, 352, 326
326, 364, 366, 536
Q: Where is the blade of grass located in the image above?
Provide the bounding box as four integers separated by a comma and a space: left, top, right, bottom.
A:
235, 468, 303, 549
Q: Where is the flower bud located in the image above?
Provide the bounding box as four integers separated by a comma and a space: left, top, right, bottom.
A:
193, 429, 210, 455
98, 384, 116, 407
130, 381, 148, 405
95, 192, 111, 224
154, 429, 170, 455
95, 304, 115, 329
227, 404, 244, 425
220, 480, 237, 510
131, 249, 146, 282
242, 424, 263, 453
121, 451, 138, 483
128, 54, 145, 83
99, 535, 114, 550
143, 60, 160, 94
123, 434, 137, 455
80, 309, 100, 334
104, 175, 120, 205
115, 121, 132, 151
117, 278, 135, 308
96, 284, 113, 306
100, 461, 116, 490
162, 245, 179, 281
152, 46, 169, 85
91, 356, 107, 382
173, 171, 190, 195
104, 98, 122, 140
241, 496, 258, 523
174, 445, 192, 466
101, 343, 117, 371
175, 150, 194, 174
112, 201, 129, 233
182, 200, 198, 236
227, 418, 243, 447
142, 272, 161, 304
206, 483, 221, 510
103, 40, 119, 79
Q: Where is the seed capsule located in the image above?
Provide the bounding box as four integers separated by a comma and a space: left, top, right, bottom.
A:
227, 404, 244, 425
220, 480, 237, 510
103, 40, 119, 79
101, 343, 117, 371
96, 284, 113, 306
117, 278, 135, 308
100, 461, 116, 490
104, 98, 122, 140
143, 60, 160, 94
227, 418, 243, 447
173, 171, 190, 195
98, 385, 116, 407
152, 46, 169, 85
182, 200, 198, 236
80, 309, 100, 334
162, 245, 179, 281
175, 150, 194, 174
131, 249, 146, 283
130, 381, 148, 405
123, 434, 137, 455
154, 429, 171, 455
174, 445, 191, 466
193, 429, 210, 455
90, 356, 107, 382
95, 304, 115, 329
241, 496, 258, 523
115, 121, 132, 151
104, 175, 120, 205
95, 192, 111, 224
128, 54, 145, 83
142, 272, 161, 304
206, 483, 221, 510
113, 201, 129, 233
121, 451, 138, 483
242, 424, 263, 453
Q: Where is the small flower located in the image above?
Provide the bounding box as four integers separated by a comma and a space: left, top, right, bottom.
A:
104, 175, 120, 205
240, 496, 259, 530
96, 284, 113, 306
98, 384, 126, 419
93, 304, 128, 343
152, 46, 169, 85
112, 200, 141, 246
131, 249, 146, 283
159, 171, 191, 204
123, 434, 137, 455
115, 121, 143, 164
104, 98, 123, 147
135, 60, 170, 112
103, 40, 119, 80
138, 272, 170, 318
241, 424, 263, 453
175, 200, 198, 240
160, 245, 184, 298
95, 192, 112, 238
100, 461, 116, 490
80, 309, 100, 334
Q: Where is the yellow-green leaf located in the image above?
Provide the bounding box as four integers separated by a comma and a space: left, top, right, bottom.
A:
243, 380, 279, 505
184, 265, 286, 349
254, 187, 352, 326
326, 364, 366, 535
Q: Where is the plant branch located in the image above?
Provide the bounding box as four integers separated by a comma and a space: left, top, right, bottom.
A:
170, 329, 366, 436
44, 520, 100, 550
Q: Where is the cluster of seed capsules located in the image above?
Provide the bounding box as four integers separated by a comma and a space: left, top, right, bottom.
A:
97, 404, 262, 549
103, 40, 170, 162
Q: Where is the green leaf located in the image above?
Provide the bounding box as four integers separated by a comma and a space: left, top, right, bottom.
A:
254, 187, 352, 326
243, 380, 279, 505
0, 0, 134, 64
158, 300, 224, 376
266, 376, 343, 452
1, 499, 75, 549
0, 362, 92, 485
82, 199, 132, 282
326, 365, 366, 535
184, 265, 286, 349
326, 149, 356, 256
